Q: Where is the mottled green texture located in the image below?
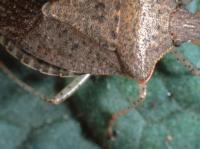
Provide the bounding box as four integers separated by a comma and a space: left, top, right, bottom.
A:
0, 52, 100, 149
0, 0, 200, 149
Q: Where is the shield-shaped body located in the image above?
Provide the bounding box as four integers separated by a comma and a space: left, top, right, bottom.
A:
0, 0, 199, 82
41, 0, 177, 81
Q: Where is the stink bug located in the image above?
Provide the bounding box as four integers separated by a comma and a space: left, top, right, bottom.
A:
0, 0, 199, 138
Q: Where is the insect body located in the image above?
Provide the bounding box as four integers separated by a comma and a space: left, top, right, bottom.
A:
0, 0, 200, 138
42, 0, 200, 80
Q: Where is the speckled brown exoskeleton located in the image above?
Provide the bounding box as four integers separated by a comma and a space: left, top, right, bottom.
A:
0, 0, 200, 138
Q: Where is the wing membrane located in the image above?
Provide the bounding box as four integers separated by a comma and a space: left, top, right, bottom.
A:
0, 0, 122, 76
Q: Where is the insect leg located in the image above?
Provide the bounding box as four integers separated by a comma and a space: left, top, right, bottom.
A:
0, 60, 48, 100
48, 74, 91, 104
107, 82, 147, 140
171, 48, 200, 75
0, 58, 90, 103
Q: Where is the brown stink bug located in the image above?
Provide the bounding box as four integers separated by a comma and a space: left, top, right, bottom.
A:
0, 0, 200, 138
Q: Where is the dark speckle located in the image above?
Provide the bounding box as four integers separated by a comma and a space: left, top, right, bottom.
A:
115, 1, 121, 11
95, 2, 105, 10
97, 15, 106, 23
114, 16, 119, 23
71, 43, 79, 50
111, 31, 117, 40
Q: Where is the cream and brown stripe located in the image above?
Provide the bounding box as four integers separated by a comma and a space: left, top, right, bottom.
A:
0, 35, 74, 77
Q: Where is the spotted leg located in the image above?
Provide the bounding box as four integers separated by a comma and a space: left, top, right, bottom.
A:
0, 60, 90, 103
107, 82, 147, 140
48, 74, 91, 104
171, 48, 200, 76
